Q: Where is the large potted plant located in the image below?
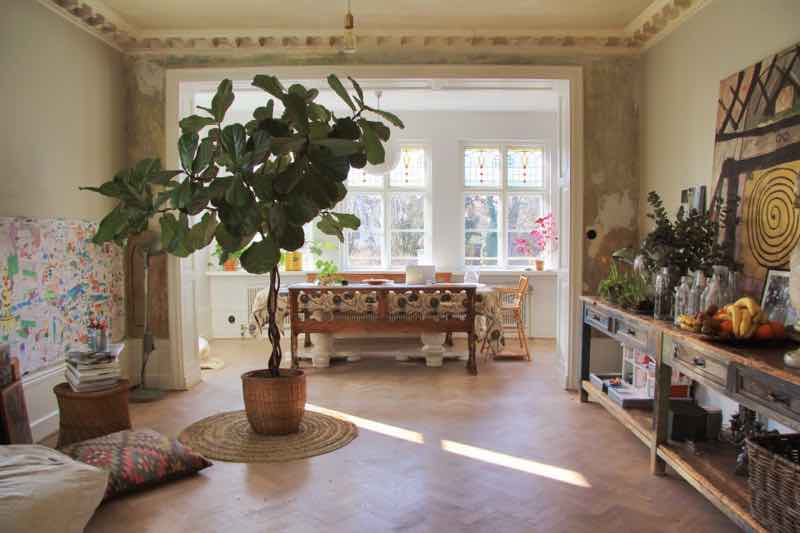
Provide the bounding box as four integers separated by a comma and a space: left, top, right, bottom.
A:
82, 74, 403, 434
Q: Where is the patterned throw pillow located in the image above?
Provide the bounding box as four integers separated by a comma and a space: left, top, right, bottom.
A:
60, 428, 211, 500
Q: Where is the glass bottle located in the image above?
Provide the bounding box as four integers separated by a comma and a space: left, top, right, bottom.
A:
728, 269, 738, 302
688, 270, 706, 316
715, 265, 732, 306
654, 267, 674, 321
702, 268, 722, 311
674, 275, 692, 325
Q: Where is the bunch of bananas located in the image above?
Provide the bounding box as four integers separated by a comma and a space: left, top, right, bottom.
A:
718, 297, 768, 339
676, 314, 702, 332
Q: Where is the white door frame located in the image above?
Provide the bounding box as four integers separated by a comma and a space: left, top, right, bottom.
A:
165, 65, 584, 390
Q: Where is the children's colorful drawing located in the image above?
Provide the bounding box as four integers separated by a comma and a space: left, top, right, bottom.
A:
0, 218, 124, 375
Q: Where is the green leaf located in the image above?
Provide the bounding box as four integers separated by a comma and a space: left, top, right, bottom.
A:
317, 214, 344, 242
159, 213, 192, 257
93, 206, 129, 244
215, 223, 245, 253
308, 103, 331, 123
274, 157, 307, 195
305, 88, 319, 102
271, 135, 307, 155
364, 106, 405, 129
198, 164, 219, 183
80, 182, 125, 199
244, 130, 271, 168
348, 77, 364, 103
279, 224, 305, 251
308, 122, 331, 140
364, 120, 390, 142
207, 176, 232, 199
253, 101, 274, 121
357, 119, 385, 165
283, 92, 309, 134
211, 79, 234, 122
313, 138, 361, 157
170, 180, 193, 209
240, 237, 281, 274
225, 176, 252, 207
193, 137, 214, 174
332, 212, 360, 230
327, 74, 356, 112
267, 204, 287, 238
187, 212, 218, 250
331, 117, 360, 140
252, 75, 286, 100
134, 158, 162, 180
285, 195, 319, 225
149, 170, 183, 185
221, 124, 247, 167
178, 132, 199, 174
308, 148, 350, 182
179, 115, 215, 134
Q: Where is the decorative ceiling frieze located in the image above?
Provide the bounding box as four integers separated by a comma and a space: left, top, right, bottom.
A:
36, 0, 712, 56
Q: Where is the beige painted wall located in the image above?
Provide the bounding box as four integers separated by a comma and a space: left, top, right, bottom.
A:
639, 0, 800, 235
0, 0, 126, 220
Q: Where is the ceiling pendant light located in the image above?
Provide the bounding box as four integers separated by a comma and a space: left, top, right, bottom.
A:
342, 0, 357, 54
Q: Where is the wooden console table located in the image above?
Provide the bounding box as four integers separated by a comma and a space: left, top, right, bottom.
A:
288, 283, 478, 374
580, 295, 800, 532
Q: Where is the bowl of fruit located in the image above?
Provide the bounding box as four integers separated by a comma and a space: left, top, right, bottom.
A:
676, 297, 787, 344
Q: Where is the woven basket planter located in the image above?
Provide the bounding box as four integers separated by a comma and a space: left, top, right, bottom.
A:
746, 433, 800, 533
241, 369, 306, 435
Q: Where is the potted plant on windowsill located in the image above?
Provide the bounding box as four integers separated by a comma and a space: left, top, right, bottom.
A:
212, 242, 245, 271
82, 74, 403, 435
513, 213, 558, 271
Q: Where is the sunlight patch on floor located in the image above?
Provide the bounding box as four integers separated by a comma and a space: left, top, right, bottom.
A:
306, 403, 425, 444
440, 439, 591, 488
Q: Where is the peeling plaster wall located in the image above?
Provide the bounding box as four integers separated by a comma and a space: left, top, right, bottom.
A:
125, 50, 640, 293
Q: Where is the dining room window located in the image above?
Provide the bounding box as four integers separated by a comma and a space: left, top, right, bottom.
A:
463, 144, 548, 268
341, 145, 429, 270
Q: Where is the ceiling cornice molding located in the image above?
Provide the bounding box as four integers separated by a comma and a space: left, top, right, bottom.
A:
36, 0, 713, 57
626, 0, 713, 51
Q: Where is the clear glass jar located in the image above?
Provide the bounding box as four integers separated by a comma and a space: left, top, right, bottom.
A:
654, 267, 673, 321
728, 269, 738, 302
687, 270, 706, 316
673, 275, 692, 325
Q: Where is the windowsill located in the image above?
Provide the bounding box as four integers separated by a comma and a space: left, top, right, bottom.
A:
206, 270, 312, 277
206, 269, 558, 278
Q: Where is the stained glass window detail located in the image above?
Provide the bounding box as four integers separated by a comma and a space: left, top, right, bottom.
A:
390, 148, 426, 187
464, 148, 501, 187
346, 167, 383, 188
507, 147, 544, 188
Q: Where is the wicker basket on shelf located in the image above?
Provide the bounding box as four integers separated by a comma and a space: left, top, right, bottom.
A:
746, 433, 800, 533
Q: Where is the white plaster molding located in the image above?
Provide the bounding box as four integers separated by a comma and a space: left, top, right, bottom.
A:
626, 0, 714, 51
35, 0, 715, 57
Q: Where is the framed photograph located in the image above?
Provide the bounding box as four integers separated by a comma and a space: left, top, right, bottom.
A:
680, 185, 707, 214
761, 269, 797, 328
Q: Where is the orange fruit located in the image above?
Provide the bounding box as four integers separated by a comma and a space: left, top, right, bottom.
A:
755, 324, 773, 341
720, 320, 733, 334
770, 321, 787, 339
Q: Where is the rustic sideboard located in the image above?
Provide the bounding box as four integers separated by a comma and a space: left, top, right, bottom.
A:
580, 295, 800, 532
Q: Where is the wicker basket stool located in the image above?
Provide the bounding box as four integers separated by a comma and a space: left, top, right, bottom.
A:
746, 433, 800, 533
54, 380, 131, 448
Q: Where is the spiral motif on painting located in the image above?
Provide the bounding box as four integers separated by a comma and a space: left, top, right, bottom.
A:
746, 167, 800, 268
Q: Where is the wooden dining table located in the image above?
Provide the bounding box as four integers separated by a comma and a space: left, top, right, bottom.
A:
249, 282, 506, 374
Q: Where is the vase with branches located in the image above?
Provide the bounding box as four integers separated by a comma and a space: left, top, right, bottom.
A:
82, 74, 403, 434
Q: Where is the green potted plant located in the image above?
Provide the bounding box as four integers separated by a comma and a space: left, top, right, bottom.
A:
309, 240, 340, 284
82, 74, 403, 435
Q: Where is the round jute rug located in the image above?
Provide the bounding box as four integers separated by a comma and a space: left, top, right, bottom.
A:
178, 410, 358, 463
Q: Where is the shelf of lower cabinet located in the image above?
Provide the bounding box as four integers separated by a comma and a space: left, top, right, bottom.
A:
657, 442, 766, 532
581, 380, 654, 448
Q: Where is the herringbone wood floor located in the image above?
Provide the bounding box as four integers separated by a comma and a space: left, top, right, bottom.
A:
84, 338, 734, 533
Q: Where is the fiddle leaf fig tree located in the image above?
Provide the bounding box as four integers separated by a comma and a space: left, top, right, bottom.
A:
82, 74, 404, 377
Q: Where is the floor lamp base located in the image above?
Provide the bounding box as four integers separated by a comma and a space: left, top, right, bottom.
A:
129, 386, 165, 403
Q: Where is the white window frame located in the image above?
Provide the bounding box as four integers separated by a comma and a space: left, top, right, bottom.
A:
341, 142, 432, 270
461, 140, 553, 270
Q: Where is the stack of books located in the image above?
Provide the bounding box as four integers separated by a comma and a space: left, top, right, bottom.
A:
65, 343, 124, 392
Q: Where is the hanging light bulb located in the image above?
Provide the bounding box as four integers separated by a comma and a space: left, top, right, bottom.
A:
343, 0, 357, 54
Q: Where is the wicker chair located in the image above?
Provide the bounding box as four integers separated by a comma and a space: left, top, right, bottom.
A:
494, 276, 531, 360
